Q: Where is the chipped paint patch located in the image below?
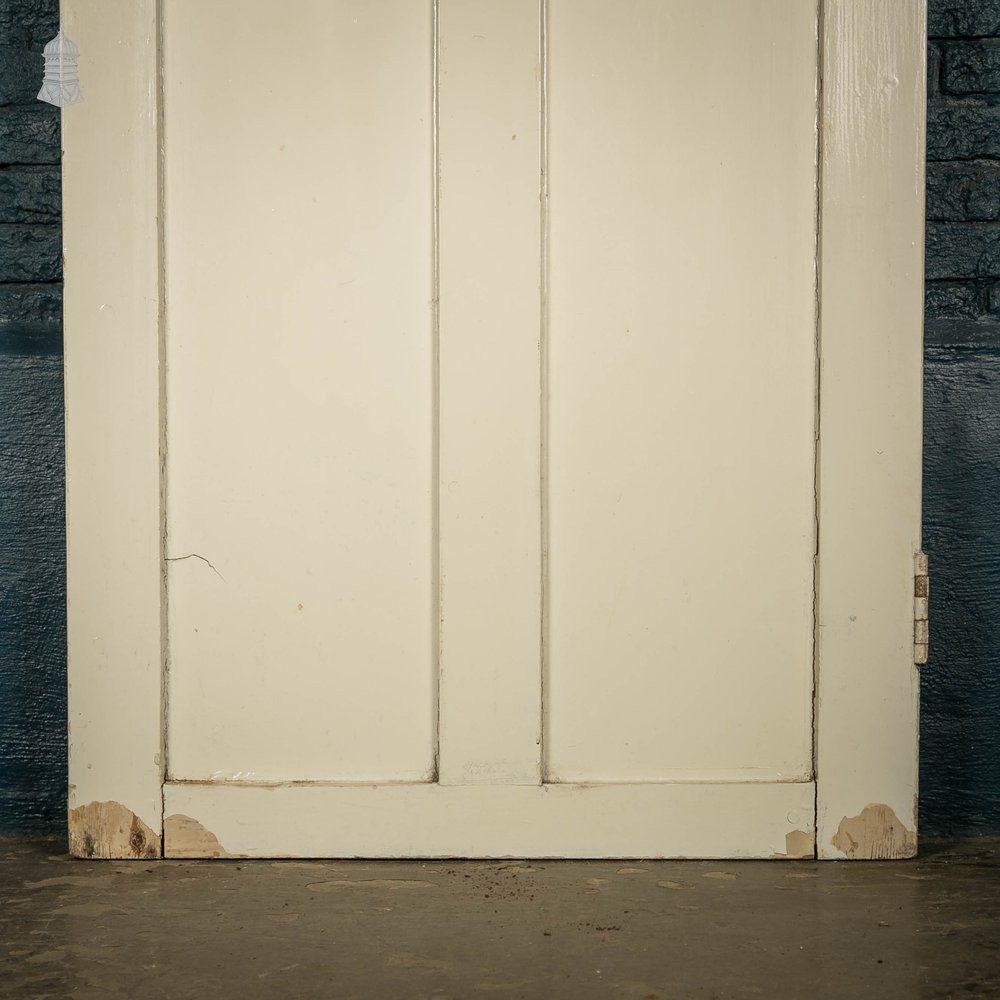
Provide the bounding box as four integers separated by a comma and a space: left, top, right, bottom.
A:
771, 829, 816, 859
831, 804, 916, 860
68, 802, 160, 860
164, 814, 240, 859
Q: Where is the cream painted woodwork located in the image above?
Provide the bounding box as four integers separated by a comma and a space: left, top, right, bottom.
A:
63, 0, 926, 860
163, 1, 436, 784
545, 1, 816, 783
437, 0, 544, 786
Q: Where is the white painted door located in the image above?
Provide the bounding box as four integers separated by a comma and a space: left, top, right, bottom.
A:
64, 0, 927, 859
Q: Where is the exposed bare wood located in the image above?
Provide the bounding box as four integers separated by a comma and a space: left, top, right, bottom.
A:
163, 814, 240, 859
69, 802, 160, 860
831, 805, 917, 860
771, 830, 817, 860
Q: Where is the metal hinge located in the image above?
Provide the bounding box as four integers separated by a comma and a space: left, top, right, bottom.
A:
914, 552, 929, 666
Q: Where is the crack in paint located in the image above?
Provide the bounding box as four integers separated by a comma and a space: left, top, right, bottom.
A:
165, 552, 225, 581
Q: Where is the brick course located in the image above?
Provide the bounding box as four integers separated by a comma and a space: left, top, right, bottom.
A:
929, 1, 1000, 39
926, 9, 1000, 345
0, 0, 60, 335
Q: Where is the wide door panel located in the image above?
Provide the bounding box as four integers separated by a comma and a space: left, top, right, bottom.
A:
545, 0, 819, 782
164, 0, 436, 782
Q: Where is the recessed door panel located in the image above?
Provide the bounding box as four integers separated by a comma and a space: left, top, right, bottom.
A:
164, 1, 436, 782
545, 0, 819, 782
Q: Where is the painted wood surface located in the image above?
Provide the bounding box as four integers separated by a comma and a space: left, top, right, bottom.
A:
163, 780, 816, 859
63, 0, 164, 856
162, 0, 436, 783
64, 0, 926, 858
544, 0, 819, 783
815, 0, 926, 859
436, 0, 544, 785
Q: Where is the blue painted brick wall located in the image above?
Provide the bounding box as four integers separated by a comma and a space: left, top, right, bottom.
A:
0, 0, 61, 335
0, 0, 65, 835
922, 1, 1000, 837
1, 1, 999, 838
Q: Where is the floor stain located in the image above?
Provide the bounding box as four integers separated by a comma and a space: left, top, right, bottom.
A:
304, 878, 435, 891
386, 952, 450, 971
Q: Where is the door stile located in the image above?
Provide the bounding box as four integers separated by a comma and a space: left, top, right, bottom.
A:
814, 0, 926, 858
64, 0, 166, 858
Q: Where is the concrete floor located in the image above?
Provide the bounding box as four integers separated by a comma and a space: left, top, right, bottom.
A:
1, 838, 998, 999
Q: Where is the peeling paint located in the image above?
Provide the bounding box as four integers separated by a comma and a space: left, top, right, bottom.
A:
771, 829, 816, 859
68, 802, 159, 860
164, 814, 240, 859
831, 804, 917, 859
